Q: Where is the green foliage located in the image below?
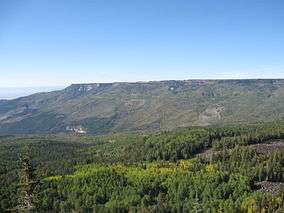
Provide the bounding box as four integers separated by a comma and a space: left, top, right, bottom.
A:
124, 121, 284, 162
0, 121, 284, 212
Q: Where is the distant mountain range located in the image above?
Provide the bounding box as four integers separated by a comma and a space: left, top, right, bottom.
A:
0, 79, 283, 135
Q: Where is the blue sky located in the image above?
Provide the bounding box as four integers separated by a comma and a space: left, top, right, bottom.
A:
0, 0, 283, 87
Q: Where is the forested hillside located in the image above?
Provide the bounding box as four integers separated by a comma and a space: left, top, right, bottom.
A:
1, 121, 283, 212
0, 79, 283, 135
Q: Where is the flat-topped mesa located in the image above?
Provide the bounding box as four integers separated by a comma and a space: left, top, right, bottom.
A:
65, 81, 158, 94
64, 79, 284, 96
0, 79, 283, 135
67, 79, 283, 88
183, 79, 282, 85
65, 83, 114, 94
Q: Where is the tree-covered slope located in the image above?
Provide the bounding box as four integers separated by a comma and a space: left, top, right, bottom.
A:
0, 79, 283, 134
0, 121, 283, 212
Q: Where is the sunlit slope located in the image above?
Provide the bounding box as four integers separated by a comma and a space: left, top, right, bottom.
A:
0, 79, 283, 134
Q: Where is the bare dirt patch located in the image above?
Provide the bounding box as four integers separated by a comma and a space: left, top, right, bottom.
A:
197, 140, 284, 158
255, 181, 284, 194
249, 140, 284, 154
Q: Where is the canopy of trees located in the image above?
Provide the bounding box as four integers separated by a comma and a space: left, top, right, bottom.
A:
0, 121, 284, 212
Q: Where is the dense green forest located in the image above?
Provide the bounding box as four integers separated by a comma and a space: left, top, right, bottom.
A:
0, 121, 284, 212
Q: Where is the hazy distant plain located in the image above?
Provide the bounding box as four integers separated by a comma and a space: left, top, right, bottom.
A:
0, 86, 64, 100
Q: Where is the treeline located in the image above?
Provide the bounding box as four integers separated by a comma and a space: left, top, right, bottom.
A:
123, 121, 284, 162
213, 122, 283, 150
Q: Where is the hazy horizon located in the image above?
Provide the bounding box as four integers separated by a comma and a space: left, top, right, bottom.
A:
1, 78, 284, 100
0, 86, 65, 100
